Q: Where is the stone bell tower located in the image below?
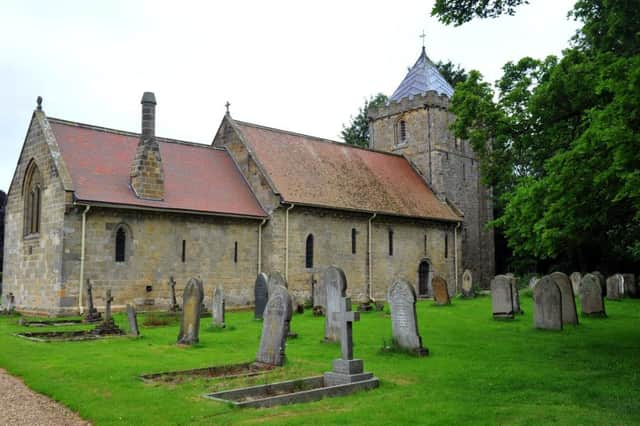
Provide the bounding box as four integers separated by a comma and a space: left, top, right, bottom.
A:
368, 47, 495, 287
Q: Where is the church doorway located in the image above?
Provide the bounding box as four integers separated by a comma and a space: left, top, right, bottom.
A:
418, 260, 432, 297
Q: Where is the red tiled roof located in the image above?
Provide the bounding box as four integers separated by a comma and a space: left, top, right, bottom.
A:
50, 119, 266, 218
234, 120, 461, 222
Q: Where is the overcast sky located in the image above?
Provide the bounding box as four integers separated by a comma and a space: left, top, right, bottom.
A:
0, 0, 580, 192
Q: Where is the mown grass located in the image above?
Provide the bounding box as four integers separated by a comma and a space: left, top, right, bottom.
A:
0, 295, 638, 425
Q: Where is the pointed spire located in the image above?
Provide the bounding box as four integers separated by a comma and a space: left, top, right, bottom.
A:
389, 47, 454, 102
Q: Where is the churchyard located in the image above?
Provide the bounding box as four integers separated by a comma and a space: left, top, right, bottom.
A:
0, 287, 639, 424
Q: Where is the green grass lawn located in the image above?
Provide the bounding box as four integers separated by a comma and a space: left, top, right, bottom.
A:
0, 294, 639, 425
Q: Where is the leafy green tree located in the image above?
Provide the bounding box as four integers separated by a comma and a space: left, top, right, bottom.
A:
435, 60, 468, 87
432, 0, 530, 26
342, 93, 388, 148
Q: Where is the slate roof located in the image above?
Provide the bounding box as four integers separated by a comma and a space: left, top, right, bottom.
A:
233, 120, 461, 222
389, 47, 454, 101
50, 118, 266, 218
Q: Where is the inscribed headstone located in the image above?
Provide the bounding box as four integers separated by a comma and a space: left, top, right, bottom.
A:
570, 272, 582, 295
126, 304, 140, 337
533, 276, 563, 330
324, 265, 348, 342
622, 274, 637, 298
254, 272, 269, 320
387, 280, 428, 355
256, 285, 292, 366
461, 270, 475, 298
212, 287, 225, 328
432, 276, 450, 305
580, 274, 606, 317
606, 274, 623, 300
550, 272, 578, 325
312, 273, 326, 313
268, 271, 287, 294
177, 278, 204, 345
592, 271, 606, 296
491, 275, 514, 319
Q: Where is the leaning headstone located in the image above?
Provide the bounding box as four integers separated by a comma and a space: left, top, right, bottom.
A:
529, 276, 540, 289
461, 270, 475, 298
508, 276, 523, 314
254, 272, 269, 320
570, 272, 582, 295
622, 274, 637, 298
212, 287, 225, 328
606, 274, 623, 300
177, 278, 204, 345
126, 304, 140, 337
491, 275, 514, 319
592, 271, 606, 296
256, 285, 292, 366
533, 276, 563, 330
268, 271, 287, 294
432, 276, 450, 305
550, 272, 579, 325
83, 280, 102, 323
387, 280, 428, 356
324, 265, 348, 343
580, 274, 606, 317
168, 276, 180, 312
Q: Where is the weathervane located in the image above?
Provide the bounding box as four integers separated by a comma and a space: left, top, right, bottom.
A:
419, 30, 426, 48
225, 101, 231, 115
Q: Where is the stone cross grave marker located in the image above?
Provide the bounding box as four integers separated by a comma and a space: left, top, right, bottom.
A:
324, 265, 348, 343
177, 278, 204, 345
2, 293, 15, 313
212, 287, 225, 328
432, 276, 450, 305
570, 272, 582, 295
105, 289, 114, 322
622, 274, 637, 298
83, 279, 102, 322
168, 276, 179, 312
92, 288, 122, 335
580, 274, 606, 317
127, 304, 140, 337
533, 276, 563, 330
491, 275, 514, 319
254, 272, 269, 320
550, 272, 579, 325
256, 285, 292, 366
388, 279, 428, 356
591, 271, 606, 296
606, 274, 623, 300
461, 270, 474, 298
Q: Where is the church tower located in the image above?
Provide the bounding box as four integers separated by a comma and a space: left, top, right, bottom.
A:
368, 47, 495, 287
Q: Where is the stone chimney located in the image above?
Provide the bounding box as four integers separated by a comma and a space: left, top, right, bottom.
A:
130, 92, 165, 200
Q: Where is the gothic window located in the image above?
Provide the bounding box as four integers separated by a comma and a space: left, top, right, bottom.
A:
23, 161, 42, 236
351, 228, 357, 254
305, 234, 314, 268
115, 228, 126, 262
388, 229, 394, 256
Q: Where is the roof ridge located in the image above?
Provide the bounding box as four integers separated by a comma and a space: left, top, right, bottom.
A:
47, 117, 219, 150
233, 119, 405, 158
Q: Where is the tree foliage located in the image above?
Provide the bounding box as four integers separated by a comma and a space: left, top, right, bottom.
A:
435, 60, 469, 87
342, 93, 388, 148
432, 0, 530, 26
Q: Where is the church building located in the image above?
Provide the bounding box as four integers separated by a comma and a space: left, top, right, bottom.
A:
2, 48, 493, 315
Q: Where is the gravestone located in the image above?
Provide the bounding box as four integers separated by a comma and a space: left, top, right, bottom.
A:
1, 293, 15, 314
256, 285, 292, 366
387, 280, 428, 356
592, 271, 606, 296
312, 273, 326, 316
533, 276, 563, 330
168, 276, 179, 312
126, 304, 140, 337
461, 270, 475, 298
177, 278, 204, 345
550, 272, 578, 325
92, 289, 123, 335
622, 274, 637, 298
212, 287, 225, 328
508, 276, 523, 314
432, 276, 450, 305
606, 274, 623, 300
570, 272, 582, 295
529, 276, 540, 289
83, 280, 102, 323
491, 275, 514, 319
324, 265, 348, 343
254, 272, 269, 320
268, 272, 287, 294
580, 274, 606, 317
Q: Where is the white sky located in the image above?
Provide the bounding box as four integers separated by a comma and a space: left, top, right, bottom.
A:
0, 0, 580, 192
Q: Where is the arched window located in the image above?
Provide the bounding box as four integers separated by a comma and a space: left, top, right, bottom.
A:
388, 229, 394, 256
351, 228, 357, 254
115, 228, 126, 262
305, 234, 314, 268
24, 161, 42, 236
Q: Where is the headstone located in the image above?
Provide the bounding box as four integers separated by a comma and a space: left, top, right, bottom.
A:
177, 278, 204, 345
1, 292, 15, 314
387, 280, 428, 356
168, 276, 179, 312
491, 275, 514, 319
508, 276, 523, 314
268, 271, 287, 294
105, 289, 114, 322
256, 285, 292, 366
606, 274, 623, 300
533, 276, 563, 330
461, 270, 475, 298
83, 280, 102, 323
580, 274, 606, 317
126, 304, 140, 337
312, 273, 326, 316
212, 287, 225, 328
254, 272, 269, 320
432, 276, 450, 305
529, 276, 540, 289
550, 272, 579, 325
92, 289, 123, 335
622, 274, 637, 298
324, 265, 348, 343
570, 272, 582, 295
591, 271, 606, 296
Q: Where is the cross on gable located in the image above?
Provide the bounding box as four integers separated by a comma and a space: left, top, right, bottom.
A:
332, 297, 360, 360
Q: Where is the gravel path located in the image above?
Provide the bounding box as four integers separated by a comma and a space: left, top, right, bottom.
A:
0, 368, 90, 426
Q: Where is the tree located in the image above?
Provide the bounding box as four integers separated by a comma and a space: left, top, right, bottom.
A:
435, 60, 468, 87
342, 93, 388, 148
432, 0, 530, 26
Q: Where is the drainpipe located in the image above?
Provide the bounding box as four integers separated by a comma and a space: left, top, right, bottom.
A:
78, 204, 91, 314
284, 204, 295, 281
454, 222, 461, 294
257, 218, 267, 274
368, 212, 377, 301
